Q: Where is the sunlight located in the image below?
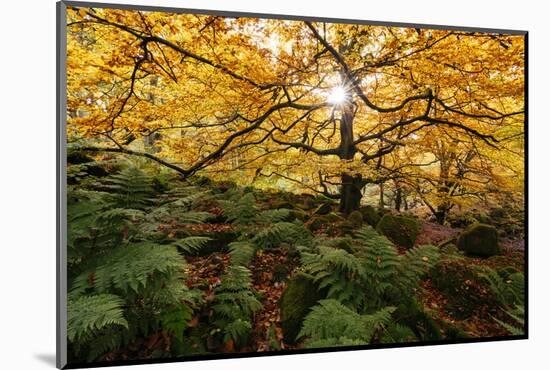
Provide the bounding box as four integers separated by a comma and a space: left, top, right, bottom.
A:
327, 85, 349, 105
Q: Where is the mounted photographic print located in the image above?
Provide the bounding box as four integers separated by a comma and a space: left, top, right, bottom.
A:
56, 1, 527, 368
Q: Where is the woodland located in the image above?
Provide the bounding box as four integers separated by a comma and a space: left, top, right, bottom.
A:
65, 6, 525, 364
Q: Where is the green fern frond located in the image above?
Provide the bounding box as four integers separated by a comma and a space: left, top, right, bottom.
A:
219, 192, 258, 225
212, 266, 262, 319
380, 323, 418, 343
256, 208, 292, 223
68, 294, 128, 343
477, 267, 525, 307
355, 226, 400, 281
72, 243, 184, 295
493, 304, 525, 335
250, 221, 313, 251
160, 304, 194, 342
84, 327, 126, 362
303, 337, 367, 348
299, 299, 395, 345
301, 246, 365, 306
229, 241, 257, 266
222, 319, 252, 344
397, 245, 440, 295
103, 167, 154, 209
173, 236, 212, 255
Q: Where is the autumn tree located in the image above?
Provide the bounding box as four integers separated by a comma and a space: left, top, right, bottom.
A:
66, 7, 525, 214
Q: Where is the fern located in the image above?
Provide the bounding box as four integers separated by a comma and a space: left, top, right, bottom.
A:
71, 242, 184, 295
252, 221, 306, 249
103, 167, 154, 209
212, 266, 262, 316
493, 304, 525, 335
83, 327, 127, 362
160, 304, 194, 342
173, 236, 212, 255
299, 299, 395, 346
256, 208, 292, 223
396, 245, 440, 296
67, 294, 128, 343
219, 192, 258, 225
210, 266, 262, 344
477, 267, 525, 306
222, 319, 253, 345
355, 226, 400, 304
229, 241, 257, 266
303, 337, 367, 348
301, 246, 365, 307
380, 323, 418, 343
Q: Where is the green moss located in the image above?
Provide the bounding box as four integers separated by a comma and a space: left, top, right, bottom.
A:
273, 264, 290, 282
279, 273, 324, 344
347, 210, 364, 229
430, 259, 496, 319
393, 299, 441, 341
307, 213, 344, 233
457, 223, 500, 257
313, 203, 333, 215
290, 209, 308, 222
359, 205, 382, 227
376, 214, 420, 248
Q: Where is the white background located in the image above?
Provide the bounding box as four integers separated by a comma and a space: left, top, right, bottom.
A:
0, 0, 547, 369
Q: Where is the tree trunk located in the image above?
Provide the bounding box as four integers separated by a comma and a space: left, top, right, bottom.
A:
339, 173, 364, 214
379, 183, 385, 209
395, 186, 402, 211
434, 202, 450, 225
337, 99, 361, 214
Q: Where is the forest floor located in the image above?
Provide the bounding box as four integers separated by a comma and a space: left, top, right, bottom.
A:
180, 211, 524, 350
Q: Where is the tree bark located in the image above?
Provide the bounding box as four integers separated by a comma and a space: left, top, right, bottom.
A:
337, 99, 362, 214
394, 185, 402, 211
379, 183, 385, 209
339, 173, 364, 214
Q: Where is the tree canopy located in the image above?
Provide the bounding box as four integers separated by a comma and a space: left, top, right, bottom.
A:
66, 6, 525, 219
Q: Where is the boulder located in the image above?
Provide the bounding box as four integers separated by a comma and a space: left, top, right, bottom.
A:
430, 259, 496, 319
300, 196, 317, 211
393, 299, 442, 341
359, 205, 382, 227
457, 223, 500, 257
376, 214, 420, 248
306, 213, 344, 233
280, 273, 324, 344
347, 210, 364, 229
313, 203, 333, 215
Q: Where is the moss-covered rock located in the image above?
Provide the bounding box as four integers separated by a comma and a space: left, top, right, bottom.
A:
300, 196, 317, 211
457, 223, 500, 257
376, 214, 420, 248
347, 210, 364, 229
273, 264, 290, 282
313, 203, 333, 215
430, 258, 496, 319
306, 216, 325, 232
306, 213, 344, 233
393, 299, 442, 341
290, 209, 308, 222
280, 273, 324, 344
325, 212, 344, 222
359, 205, 382, 227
